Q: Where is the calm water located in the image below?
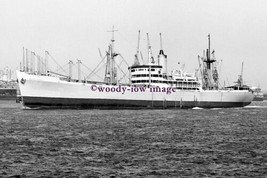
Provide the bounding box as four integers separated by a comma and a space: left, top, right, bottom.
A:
0, 101, 267, 177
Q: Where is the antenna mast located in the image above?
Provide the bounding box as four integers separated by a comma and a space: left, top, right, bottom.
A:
133, 30, 141, 65
108, 25, 118, 50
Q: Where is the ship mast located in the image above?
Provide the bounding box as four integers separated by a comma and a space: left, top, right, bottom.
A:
45, 51, 49, 75
237, 61, 244, 87
147, 33, 154, 64
22, 47, 25, 71
26, 48, 29, 72
134, 30, 141, 66
105, 26, 118, 84
68, 60, 73, 79
204, 34, 215, 70
202, 34, 217, 89
241, 61, 244, 86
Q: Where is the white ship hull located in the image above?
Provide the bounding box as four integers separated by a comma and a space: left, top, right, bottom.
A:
17, 71, 254, 109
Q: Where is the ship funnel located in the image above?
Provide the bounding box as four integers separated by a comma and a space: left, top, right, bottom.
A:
158, 33, 167, 74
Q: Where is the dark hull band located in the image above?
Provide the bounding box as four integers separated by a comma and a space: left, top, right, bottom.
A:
21, 96, 251, 109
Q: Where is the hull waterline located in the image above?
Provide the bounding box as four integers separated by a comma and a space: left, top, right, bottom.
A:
21, 96, 252, 109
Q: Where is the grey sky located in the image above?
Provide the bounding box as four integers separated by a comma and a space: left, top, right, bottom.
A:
1, 0, 267, 89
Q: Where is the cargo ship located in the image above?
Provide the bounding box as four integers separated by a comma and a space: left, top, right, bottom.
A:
16, 32, 254, 109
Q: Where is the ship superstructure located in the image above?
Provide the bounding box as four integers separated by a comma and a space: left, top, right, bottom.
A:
129, 33, 200, 91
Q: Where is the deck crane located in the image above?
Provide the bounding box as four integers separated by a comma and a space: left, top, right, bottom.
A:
147, 33, 155, 64
134, 30, 141, 65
